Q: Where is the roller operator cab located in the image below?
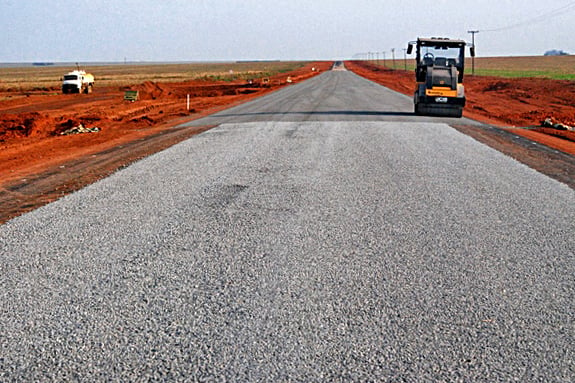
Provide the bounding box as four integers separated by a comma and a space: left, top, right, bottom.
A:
407, 37, 475, 118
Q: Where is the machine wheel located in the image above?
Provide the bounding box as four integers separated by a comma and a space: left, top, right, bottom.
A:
452, 107, 463, 118
414, 103, 421, 115
413, 91, 422, 115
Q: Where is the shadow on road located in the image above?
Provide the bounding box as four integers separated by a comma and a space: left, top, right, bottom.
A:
214, 110, 416, 118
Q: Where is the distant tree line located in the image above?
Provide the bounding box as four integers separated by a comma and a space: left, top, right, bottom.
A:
544, 49, 569, 56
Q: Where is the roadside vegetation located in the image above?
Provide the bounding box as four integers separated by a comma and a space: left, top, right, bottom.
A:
468, 56, 575, 80
373, 55, 575, 80
0, 61, 308, 92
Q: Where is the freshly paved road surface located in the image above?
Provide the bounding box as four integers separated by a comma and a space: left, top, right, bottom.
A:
1, 67, 574, 381
184, 67, 484, 127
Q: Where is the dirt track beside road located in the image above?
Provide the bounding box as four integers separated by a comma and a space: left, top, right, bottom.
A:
0, 62, 332, 223
1, 60, 574, 223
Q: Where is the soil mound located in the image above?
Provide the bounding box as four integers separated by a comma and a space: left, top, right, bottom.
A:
0, 112, 50, 140
135, 81, 171, 100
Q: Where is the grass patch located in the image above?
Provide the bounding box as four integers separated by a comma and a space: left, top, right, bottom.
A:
0, 62, 309, 91
368, 55, 575, 81
467, 56, 575, 80
471, 69, 575, 80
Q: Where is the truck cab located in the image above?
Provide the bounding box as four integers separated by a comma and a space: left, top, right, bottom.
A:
62, 70, 94, 94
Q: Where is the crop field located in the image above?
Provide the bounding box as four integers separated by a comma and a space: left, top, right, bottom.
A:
0, 61, 308, 91
468, 55, 575, 80
376, 55, 575, 80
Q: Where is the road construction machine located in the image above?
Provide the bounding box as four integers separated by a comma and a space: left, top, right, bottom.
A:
407, 37, 474, 118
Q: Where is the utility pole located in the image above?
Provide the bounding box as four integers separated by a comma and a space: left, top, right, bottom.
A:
467, 30, 479, 75
391, 48, 396, 70
402, 48, 407, 70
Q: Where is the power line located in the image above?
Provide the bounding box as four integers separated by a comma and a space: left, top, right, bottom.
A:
482, 1, 575, 32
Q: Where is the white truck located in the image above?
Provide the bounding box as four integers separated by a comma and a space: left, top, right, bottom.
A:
62, 70, 94, 94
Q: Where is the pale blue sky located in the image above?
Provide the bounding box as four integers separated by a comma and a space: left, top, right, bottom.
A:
2, 0, 574, 62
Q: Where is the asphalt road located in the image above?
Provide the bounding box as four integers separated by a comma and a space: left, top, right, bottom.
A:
1, 68, 574, 381
185, 68, 484, 126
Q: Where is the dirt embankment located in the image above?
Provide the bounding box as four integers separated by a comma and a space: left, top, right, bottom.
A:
0, 62, 332, 223
2, 60, 574, 223
345, 60, 575, 156
0, 62, 332, 180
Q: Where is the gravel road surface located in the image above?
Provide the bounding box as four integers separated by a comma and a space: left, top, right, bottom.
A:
1, 69, 574, 381
184, 69, 484, 126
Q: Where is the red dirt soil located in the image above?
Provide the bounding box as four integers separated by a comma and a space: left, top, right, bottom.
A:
345, 60, 575, 156
0, 62, 332, 223
0, 62, 332, 183
2, 60, 574, 223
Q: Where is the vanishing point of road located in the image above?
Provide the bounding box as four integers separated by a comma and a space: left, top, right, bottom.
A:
1, 64, 574, 381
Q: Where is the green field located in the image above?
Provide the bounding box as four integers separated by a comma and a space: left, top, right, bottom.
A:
0, 61, 309, 91
468, 56, 575, 80
372, 55, 575, 80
